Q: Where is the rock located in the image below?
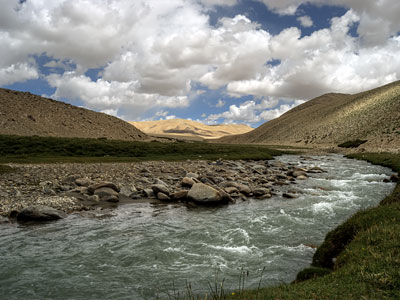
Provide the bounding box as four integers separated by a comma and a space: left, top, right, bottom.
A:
75, 178, 93, 187
236, 183, 252, 195
283, 193, 298, 199
119, 185, 137, 197
17, 205, 66, 222
390, 174, 399, 182
154, 179, 168, 186
307, 167, 325, 174
224, 187, 238, 194
187, 183, 228, 205
151, 184, 170, 195
102, 195, 119, 203
181, 177, 195, 188
86, 195, 100, 203
157, 192, 171, 201
171, 190, 188, 200
70, 186, 89, 194
186, 172, 199, 179
296, 175, 308, 180
252, 187, 270, 197
143, 189, 155, 198
292, 171, 307, 178
88, 182, 120, 194
93, 187, 119, 198
257, 194, 272, 199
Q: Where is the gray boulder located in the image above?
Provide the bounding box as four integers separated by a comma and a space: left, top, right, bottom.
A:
187, 183, 229, 205
94, 187, 119, 198
151, 184, 170, 195
88, 182, 120, 194
17, 205, 66, 222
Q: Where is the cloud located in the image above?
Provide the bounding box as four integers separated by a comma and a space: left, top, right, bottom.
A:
215, 99, 225, 107
204, 98, 305, 124
0, 0, 399, 124
297, 15, 313, 27
0, 62, 39, 86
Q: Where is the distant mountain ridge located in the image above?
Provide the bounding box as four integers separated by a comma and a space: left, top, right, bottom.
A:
0, 88, 147, 141
219, 81, 400, 152
130, 119, 253, 140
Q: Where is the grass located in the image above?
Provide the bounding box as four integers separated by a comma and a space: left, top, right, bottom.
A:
0, 134, 289, 164
161, 153, 400, 300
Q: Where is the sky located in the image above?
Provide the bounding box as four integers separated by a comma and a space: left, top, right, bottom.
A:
1, 0, 400, 127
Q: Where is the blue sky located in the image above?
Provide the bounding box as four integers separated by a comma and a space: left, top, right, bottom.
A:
1, 0, 400, 127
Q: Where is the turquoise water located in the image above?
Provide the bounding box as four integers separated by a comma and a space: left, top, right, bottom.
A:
0, 155, 395, 299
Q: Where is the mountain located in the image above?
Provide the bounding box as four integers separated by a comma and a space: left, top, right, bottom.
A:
130, 119, 253, 140
0, 88, 147, 141
219, 81, 400, 152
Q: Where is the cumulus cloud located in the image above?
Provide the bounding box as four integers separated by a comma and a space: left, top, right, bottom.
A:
297, 15, 313, 27
204, 98, 305, 124
0, 0, 399, 123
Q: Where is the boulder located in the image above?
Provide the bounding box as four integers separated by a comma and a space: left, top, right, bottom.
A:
283, 193, 298, 199
236, 184, 252, 195
75, 178, 93, 187
157, 192, 172, 201
17, 205, 66, 222
93, 187, 119, 198
187, 183, 229, 205
252, 187, 270, 197
171, 190, 188, 200
181, 177, 195, 188
224, 187, 238, 194
88, 182, 120, 194
151, 184, 170, 195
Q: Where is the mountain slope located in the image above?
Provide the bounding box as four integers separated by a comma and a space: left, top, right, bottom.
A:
219, 81, 400, 151
0, 89, 147, 141
130, 119, 253, 140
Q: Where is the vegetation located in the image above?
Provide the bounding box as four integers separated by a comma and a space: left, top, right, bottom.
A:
0, 134, 288, 163
162, 153, 400, 300
338, 139, 368, 148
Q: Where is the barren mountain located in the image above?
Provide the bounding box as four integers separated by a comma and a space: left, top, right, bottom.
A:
130, 119, 253, 140
0, 89, 147, 141
219, 81, 400, 152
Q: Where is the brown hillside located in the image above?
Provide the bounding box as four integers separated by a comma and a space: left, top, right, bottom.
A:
0, 89, 147, 141
219, 81, 400, 152
130, 119, 253, 140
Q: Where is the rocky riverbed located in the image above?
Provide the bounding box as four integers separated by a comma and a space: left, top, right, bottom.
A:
0, 157, 327, 221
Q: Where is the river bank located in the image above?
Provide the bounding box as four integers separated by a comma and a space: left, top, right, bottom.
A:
0, 156, 326, 220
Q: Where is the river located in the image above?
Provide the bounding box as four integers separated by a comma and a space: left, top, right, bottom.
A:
0, 155, 395, 299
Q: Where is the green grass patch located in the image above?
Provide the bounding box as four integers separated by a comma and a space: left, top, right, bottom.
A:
0, 134, 289, 163
338, 139, 368, 148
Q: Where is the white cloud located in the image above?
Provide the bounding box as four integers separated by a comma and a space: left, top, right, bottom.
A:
0, 0, 400, 123
199, 0, 238, 7
215, 99, 225, 107
297, 15, 313, 27
0, 62, 38, 85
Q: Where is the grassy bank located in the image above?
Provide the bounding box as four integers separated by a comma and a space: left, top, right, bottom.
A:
0, 135, 287, 164
168, 153, 400, 300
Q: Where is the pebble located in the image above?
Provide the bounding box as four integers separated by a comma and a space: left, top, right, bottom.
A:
0, 159, 324, 217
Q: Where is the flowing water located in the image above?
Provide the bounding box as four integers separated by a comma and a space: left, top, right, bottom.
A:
0, 155, 395, 299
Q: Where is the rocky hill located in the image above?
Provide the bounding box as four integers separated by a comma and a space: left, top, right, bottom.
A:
0, 89, 147, 141
130, 119, 253, 140
219, 81, 400, 152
